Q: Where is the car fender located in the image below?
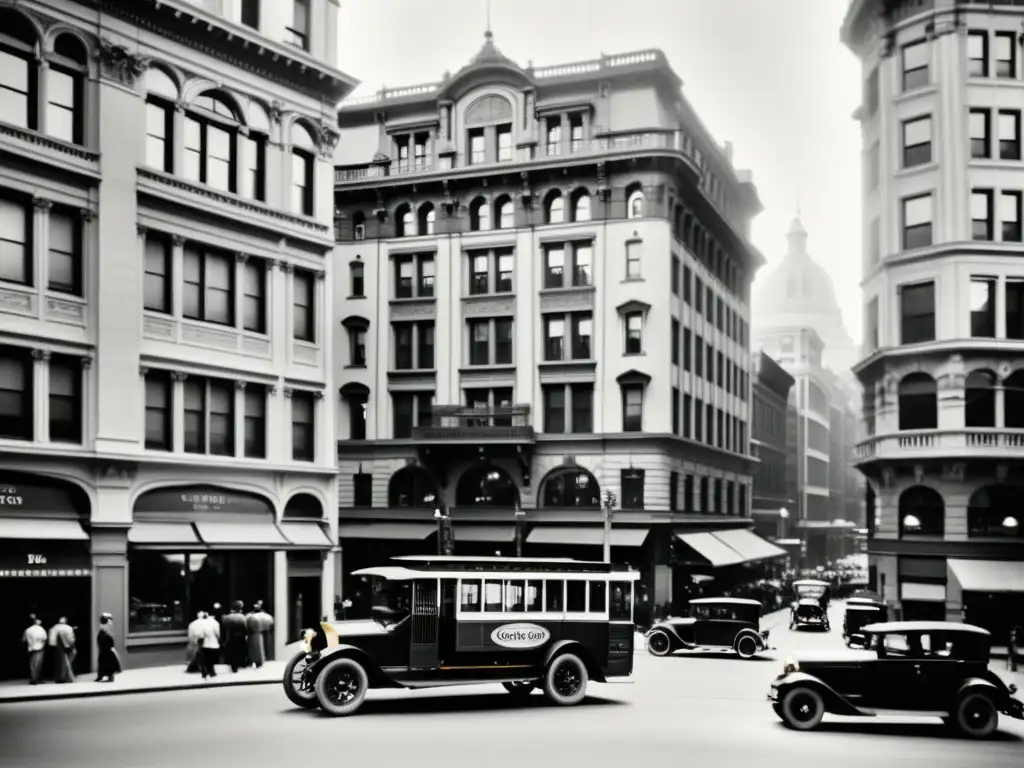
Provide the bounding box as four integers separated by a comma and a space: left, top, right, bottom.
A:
544, 639, 605, 683
956, 677, 1002, 703
306, 643, 396, 689
733, 628, 764, 650
775, 672, 865, 717
646, 622, 692, 649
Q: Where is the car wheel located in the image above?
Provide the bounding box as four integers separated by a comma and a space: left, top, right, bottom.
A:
735, 635, 759, 659
282, 652, 318, 709
543, 653, 588, 706
780, 686, 826, 731
503, 681, 536, 698
647, 630, 673, 657
955, 691, 999, 739
314, 656, 369, 717
772, 702, 784, 720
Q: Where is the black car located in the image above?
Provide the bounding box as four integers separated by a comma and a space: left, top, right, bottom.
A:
768, 621, 1024, 738
790, 598, 830, 632
843, 598, 887, 643
645, 597, 772, 659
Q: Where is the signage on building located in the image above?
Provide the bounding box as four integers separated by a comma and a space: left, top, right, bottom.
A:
0, 477, 86, 514
134, 486, 273, 516
490, 623, 551, 649
0, 548, 91, 575
0, 486, 24, 506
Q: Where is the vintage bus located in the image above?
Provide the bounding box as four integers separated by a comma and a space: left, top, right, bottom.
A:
283, 555, 640, 716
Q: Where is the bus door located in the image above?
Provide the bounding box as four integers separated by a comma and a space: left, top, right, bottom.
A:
438, 578, 458, 661
409, 578, 440, 670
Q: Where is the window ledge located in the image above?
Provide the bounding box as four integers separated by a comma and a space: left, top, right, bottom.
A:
462, 292, 517, 300
893, 85, 938, 105
969, 158, 1023, 170
0, 120, 99, 168
895, 161, 938, 180
345, 364, 368, 370
388, 296, 436, 305
387, 368, 437, 376
539, 285, 596, 295
621, 277, 645, 284
459, 364, 516, 374
347, 294, 367, 300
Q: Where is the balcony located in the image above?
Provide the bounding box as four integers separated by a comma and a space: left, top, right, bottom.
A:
855, 428, 1024, 463
414, 405, 535, 443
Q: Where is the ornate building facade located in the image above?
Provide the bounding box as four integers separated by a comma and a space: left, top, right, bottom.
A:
331, 33, 785, 624
843, 0, 1024, 640
0, 0, 355, 676
749, 351, 797, 551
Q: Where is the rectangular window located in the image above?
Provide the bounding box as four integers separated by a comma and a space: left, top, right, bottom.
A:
348, 398, 367, 440
497, 126, 512, 162
418, 256, 434, 297
285, 0, 310, 50
694, 397, 703, 441
970, 277, 996, 338
208, 380, 234, 456
47, 208, 81, 296
545, 580, 564, 612
546, 121, 561, 156
183, 245, 233, 326
588, 581, 606, 614
621, 469, 645, 510
495, 319, 513, 364
902, 194, 933, 250
970, 109, 990, 159
572, 244, 592, 287
683, 264, 691, 303
971, 189, 993, 241
694, 276, 703, 313
392, 392, 414, 438
694, 335, 704, 377
244, 385, 266, 458
1001, 191, 1022, 242
144, 235, 171, 313
470, 253, 489, 295
291, 150, 313, 215
622, 386, 643, 432
1006, 280, 1024, 340
242, 260, 265, 334
571, 383, 593, 433
565, 581, 585, 612
544, 247, 564, 289
183, 378, 206, 454
902, 116, 932, 168
350, 262, 365, 297
293, 269, 315, 342
393, 324, 413, 370
395, 257, 413, 298
900, 281, 936, 344
671, 256, 681, 295
145, 102, 172, 172
469, 129, 485, 164
683, 393, 692, 438
48, 355, 81, 444
624, 312, 643, 354
483, 580, 503, 612
241, 0, 260, 29
570, 118, 584, 153
902, 40, 929, 90
291, 390, 315, 461
571, 313, 592, 359
496, 251, 513, 293
626, 241, 641, 279
995, 31, 1017, 79
468, 320, 489, 365
144, 370, 171, 451
460, 580, 481, 612
47, 67, 81, 145
353, 473, 372, 507
671, 386, 680, 434
0, 49, 35, 131
241, 135, 265, 201
671, 319, 680, 365
545, 317, 565, 361
683, 328, 691, 372
349, 329, 366, 366
999, 110, 1020, 160
0, 195, 30, 286
543, 385, 565, 433
418, 321, 434, 369
968, 31, 988, 78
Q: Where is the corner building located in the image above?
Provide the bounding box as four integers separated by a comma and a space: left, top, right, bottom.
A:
0, 0, 357, 676
843, 0, 1024, 641
332, 34, 785, 625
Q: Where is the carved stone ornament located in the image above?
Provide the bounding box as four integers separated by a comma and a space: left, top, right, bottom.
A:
139, 366, 149, 377
316, 121, 341, 161
277, 260, 294, 274
171, 371, 189, 382
881, 466, 896, 490
998, 362, 1012, 379
234, 380, 247, 390
235, 252, 248, 264
172, 235, 186, 246
269, 385, 277, 396
270, 101, 284, 124
996, 464, 1009, 482
314, 391, 325, 401
941, 462, 966, 482
80, 209, 96, 223
31, 349, 51, 362
136, 224, 148, 237
81, 356, 93, 370
283, 387, 294, 399
94, 38, 146, 87
32, 198, 52, 211
913, 464, 925, 486
98, 461, 136, 483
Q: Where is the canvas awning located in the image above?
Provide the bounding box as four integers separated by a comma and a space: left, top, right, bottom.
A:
0, 518, 88, 541
948, 559, 1024, 594
278, 522, 334, 547
712, 529, 787, 562
526, 527, 650, 547
337, 522, 435, 540
193, 522, 290, 547
454, 526, 515, 543
127, 522, 200, 546
675, 532, 746, 567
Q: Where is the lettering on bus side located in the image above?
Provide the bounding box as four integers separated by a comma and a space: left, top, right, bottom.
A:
490, 622, 551, 649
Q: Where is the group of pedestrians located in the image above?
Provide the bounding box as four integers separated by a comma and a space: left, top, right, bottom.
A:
21, 613, 122, 685
185, 601, 274, 680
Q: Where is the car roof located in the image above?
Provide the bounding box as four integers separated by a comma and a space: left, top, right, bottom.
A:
689, 597, 761, 606
352, 565, 642, 581
846, 604, 884, 612
792, 579, 830, 586
861, 621, 991, 636
796, 598, 823, 606
846, 596, 885, 605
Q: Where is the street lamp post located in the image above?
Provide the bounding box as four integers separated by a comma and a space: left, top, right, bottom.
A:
514, 502, 526, 558
778, 506, 790, 540
601, 490, 617, 564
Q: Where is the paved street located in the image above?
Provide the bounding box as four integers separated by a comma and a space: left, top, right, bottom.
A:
1, 604, 1022, 768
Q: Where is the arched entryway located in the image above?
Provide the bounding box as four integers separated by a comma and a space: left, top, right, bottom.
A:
898, 485, 944, 538
388, 465, 440, 508
455, 464, 520, 507
282, 493, 331, 641
539, 466, 601, 507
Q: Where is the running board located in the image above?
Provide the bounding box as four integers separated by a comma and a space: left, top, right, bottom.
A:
857, 708, 950, 717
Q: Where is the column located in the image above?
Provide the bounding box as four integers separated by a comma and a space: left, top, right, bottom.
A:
171, 236, 186, 318
995, 385, 1006, 429
266, 386, 279, 463
234, 381, 246, 458
320, 546, 335, 623
234, 253, 247, 329
560, 113, 569, 155
281, 261, 294, 360
81, 356, 93, 448
172, 105, 185, 175
90, 526, 128, 673
234, 128, 248, 194
32, 349, 50, 442
171, 371, 188, 452
36, 57, 49, 136
996, 276, 1007, 338
272, 550, 288, 660
32, 198, 52, 293
80, 209, 95, 297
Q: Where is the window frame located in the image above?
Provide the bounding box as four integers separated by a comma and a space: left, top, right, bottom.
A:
182, 244, 234, 327
624, 311, 643, 355
46, 206, 82, 296
144, 370, 172, 451
291, 389, 316, 462
901, 115, 932, 168
902, 39, 930, 91
901, 193, 934, 250
292, 268, 315, 342
899, 281, 936, 345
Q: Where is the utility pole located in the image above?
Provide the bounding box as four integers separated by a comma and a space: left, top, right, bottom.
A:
602, 490, 617, 563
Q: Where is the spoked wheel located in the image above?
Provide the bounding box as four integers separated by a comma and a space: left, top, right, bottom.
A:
543, 653, 588, 706
314, 657, 369, 717
647, 630, 672, 657
282, 652, 318, 709
502, 681, 536, 698
735, 635, 759, 659
780, 686, 825, 731
955, 692, 999, 739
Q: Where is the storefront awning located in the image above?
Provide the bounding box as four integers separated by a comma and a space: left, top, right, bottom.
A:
0, 518, 88, 541
278, 522, 334, 547
526, 527, 650, 547
712, 529, 787, 562
337, 522, 436, 540
675, 532, 746, 567
455, 526, 515, 543
193, 522, 290, 547
948, 559, 1024, 594
127, 522, 201, 546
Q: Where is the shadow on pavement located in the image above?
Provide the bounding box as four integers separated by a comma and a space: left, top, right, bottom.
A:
289, 692, 625, 717
773, 720, 1023, 742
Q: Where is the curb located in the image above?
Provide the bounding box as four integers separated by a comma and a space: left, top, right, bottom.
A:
0, 676, 279, 705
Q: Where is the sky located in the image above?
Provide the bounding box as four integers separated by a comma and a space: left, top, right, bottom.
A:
335, 0, 863, 343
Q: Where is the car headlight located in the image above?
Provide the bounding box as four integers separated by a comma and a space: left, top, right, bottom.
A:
783, 656, 799, 675
302, 628, 315, 652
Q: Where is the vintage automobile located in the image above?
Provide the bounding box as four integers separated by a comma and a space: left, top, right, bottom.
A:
790, 598, 831, 632
645, 597, 773, 659
791, 578, 830, 608
843, 598, 887, 643
282, 555, 640, 716
768, 621, 1024, 738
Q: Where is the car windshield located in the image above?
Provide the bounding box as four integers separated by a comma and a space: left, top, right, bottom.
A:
795, 585, 826, 598
371, 577, 411, 628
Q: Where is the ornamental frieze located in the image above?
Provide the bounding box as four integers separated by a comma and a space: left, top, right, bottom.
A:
94, 38, 146, 87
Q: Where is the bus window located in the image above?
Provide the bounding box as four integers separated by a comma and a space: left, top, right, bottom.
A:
545, 579, 565, 612
609, 581, 632, 620
566, 581, 586, 612
588, 581, 607, 613
484, 579, 503, 612
460, 579, 481, 612
526, 580, 543, 611
504, 580, 525, 612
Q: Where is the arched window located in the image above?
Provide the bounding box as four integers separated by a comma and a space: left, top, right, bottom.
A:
967, 485, 1021, 538
48, 34, 88, 145
898, 485, 944, 538
183, 90, 243, 193
144, 66, 179, 172
545, 191, 564, 225
388, 466, 439, 508
470, 197, 489, 231
573, 190, 591, 222
0, 9, 40, 132
352, 210, 366, 241
627, 187, 644, 219
540, 467, 601, 508
418, 204, 435, 236
1005, 370, 1024, 428
395, 204, 413, 237
290, 120, 316, 215
283, 493, 323, 520
965, 369, 997, 428
455, 465, 520, 507
897, 373, 937, 430
496, 196, 514, 229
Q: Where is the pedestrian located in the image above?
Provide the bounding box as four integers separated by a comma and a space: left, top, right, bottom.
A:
187, 611, 208, 678
48, 617, 76, 684
95, 613, 122, 683
22, 617, 47, 685
221, 601, 248, 673
199, 610, 221, 679
246, 601, 273, 668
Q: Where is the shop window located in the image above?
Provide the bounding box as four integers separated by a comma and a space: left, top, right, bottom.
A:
621, 468, 645, 510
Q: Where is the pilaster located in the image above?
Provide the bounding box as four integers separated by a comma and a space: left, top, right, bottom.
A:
171, 235, 185, 317
234, 380, 246, 458
31, 349, 50, 442
32, 198, 51, 291
234, 253, 247, 329
36, 57, 49, 136
171, 371, 188, 452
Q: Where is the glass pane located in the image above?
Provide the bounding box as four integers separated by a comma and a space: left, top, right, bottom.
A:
46, 106, 74, 143
1000, 113, 1018, 139
904, 41, 928, 70
49, 69, 74, 107
146, 136, 166, 170
206, 287, 230, 324
49, 211, 75, 253
971, 192, 989, 220
970, 112, 987, 139
968, 34, 985, 60
49, 251, 73, 291
144, 274, 166, 311
205, 254, 231, 289
0, 89, 28, 129
0, 50, 29, 92
1001, 193, 1020, 223
904, 117, 930, 146
146, 103, 166, 140
904, 195, 932, 226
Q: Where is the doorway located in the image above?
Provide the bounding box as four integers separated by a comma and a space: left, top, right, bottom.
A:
0, 576, 91, 681
288, 576, 322, 641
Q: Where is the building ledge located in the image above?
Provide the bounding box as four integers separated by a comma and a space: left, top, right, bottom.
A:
856, 428, 1024, 463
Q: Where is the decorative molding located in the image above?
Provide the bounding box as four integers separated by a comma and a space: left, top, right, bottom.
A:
941, 462, 965, 482
139, 366, 149, 377
539, 288, 595, 313
234, 380, 247, 390
31, 349, 51, 362
270, 101, 284, 124
0, 122, 99, 163
283, 387, 294, 399
97, 461, 137, 483
81, 356, 93, 370
269, 385, 278, 396
235, 252, 249, 264
79, 208, 96, 222
390, 299, 436, 319
136, 224, 148, 237
316, 121, 341, 161
462, 295, 516, 316
94, 38, 146, 87
171, 371, 189, 382
171, 234, 187, 246
264, 259, 276, 271
32, 197, 52, 211
315, 270, 326, 281
314, 391, 325, 401
278, 260, 295, 274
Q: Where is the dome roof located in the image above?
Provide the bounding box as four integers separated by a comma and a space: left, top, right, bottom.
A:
437, 31, 531, 98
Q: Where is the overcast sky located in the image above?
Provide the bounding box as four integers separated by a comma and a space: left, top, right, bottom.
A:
336, 0, 863, 343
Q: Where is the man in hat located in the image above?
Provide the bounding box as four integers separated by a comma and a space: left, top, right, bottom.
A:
222, 601, 249, 672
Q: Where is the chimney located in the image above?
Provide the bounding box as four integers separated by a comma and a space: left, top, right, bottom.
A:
723, 141, 734, 163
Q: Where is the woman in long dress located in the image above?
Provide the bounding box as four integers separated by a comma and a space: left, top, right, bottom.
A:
96, 613, 121, 682
49, 618, 76, 684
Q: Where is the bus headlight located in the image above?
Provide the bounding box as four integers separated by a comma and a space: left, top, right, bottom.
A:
783, 656, 799, 675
